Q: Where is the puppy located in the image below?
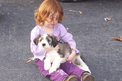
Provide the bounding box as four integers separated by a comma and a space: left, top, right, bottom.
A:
34, 34, 91, 74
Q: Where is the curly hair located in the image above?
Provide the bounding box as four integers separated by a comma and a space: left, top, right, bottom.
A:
34, 0, 64, 26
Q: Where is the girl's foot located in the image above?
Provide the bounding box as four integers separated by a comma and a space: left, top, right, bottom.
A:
81, 72, 95, 81
63, 75, 78, 81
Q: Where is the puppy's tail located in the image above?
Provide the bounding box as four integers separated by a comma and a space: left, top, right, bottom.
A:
80, 55, 85, 62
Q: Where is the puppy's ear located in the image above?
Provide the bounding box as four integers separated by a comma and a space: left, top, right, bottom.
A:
50, 35, 58, 47
34, 35, 41, 45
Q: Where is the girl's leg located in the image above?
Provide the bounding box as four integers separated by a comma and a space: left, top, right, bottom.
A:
60, 61, 84, 81
60, 61, 95, 81
35, 59, 69, 81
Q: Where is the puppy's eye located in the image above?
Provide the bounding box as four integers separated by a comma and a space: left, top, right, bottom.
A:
47, 39, 50, 42
39, 38, 43, 42
46, 37, 52, 43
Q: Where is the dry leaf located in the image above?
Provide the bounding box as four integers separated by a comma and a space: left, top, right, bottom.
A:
104, 17, 111, 21
79, 11, 82, 14
112, 36, 122, 41
26, 57, 34, 63
105, 23, 109, 26
69, 10, 82, 14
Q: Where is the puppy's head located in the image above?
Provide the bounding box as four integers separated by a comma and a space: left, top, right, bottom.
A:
48, 34, 58, 47
34, 34, 58, 50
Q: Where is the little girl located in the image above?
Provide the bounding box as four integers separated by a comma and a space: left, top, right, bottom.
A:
30, 0, 95, 81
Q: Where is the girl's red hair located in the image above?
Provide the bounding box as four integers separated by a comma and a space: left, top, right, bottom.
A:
35, 0, 64, 26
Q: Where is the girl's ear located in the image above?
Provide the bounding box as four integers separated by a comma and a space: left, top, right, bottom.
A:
34, 35, 41, 45
50, 35, 58, 47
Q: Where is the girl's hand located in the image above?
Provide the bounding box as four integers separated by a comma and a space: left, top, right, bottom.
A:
46, 45, 59, 53
66, 49, 76, 61
53, 45, 59, 50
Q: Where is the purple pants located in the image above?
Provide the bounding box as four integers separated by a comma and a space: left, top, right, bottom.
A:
35, 59, 84, 81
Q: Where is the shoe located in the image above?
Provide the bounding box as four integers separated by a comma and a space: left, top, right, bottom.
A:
81, 72, 95, 81
63, 75, 78, 81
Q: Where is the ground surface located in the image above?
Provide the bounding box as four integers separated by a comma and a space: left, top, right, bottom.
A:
0, 0, 122, 81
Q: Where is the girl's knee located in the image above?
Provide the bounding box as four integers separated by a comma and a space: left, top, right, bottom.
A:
50, 69, 69, 81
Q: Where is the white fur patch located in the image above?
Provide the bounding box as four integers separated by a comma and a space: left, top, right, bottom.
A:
38, 34, 51, 50
36, 34, 91, 74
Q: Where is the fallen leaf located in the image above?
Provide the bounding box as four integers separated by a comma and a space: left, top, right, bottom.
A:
112, 36, 122, 41
69, 10, 82, 14
104, 17, 111, 21
26, 57, 34, 63
79, 11, 82, 14
105, 23, 109, 26
10, 61, 12, 63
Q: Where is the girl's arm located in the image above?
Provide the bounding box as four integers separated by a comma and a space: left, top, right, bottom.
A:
59, 24, 80, 54
58, 24, 79, 61
66, 49, 76, 61
30, 27, 46, 60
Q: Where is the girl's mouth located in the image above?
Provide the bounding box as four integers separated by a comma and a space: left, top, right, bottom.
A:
51, 24, 55, 26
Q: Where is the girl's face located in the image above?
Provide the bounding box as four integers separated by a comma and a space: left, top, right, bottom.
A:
44, 13, 59, 28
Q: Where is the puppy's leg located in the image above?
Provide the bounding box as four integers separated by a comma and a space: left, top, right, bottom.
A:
49, 56, 61, 74
72, 55, 91, 73
44, 58, 51, 71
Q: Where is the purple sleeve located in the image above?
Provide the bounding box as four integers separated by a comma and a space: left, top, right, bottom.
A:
30, 26, 46, 58
59, 24, 80, 54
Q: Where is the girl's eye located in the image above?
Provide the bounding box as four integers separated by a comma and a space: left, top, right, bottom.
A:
49, 17, 52, 20
48, 18, 52, 22
56, 17, 59, 20
49, 16, 59, 21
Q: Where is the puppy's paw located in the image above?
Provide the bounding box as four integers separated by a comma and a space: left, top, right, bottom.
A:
44, 64, 51, 71
49, 67, 56, 74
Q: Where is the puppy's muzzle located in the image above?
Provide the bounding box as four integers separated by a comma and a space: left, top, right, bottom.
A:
42, 43, 46, 47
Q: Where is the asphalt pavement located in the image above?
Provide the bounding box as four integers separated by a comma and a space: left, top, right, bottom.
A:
0, 0, 122, 81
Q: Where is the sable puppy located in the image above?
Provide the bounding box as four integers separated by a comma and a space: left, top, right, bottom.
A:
34, 34, 91, 74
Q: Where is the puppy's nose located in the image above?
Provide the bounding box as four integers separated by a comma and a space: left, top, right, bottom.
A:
42, 43, 46, 47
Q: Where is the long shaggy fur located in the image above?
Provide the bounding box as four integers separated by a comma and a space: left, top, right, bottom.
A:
34, 34, 91, 74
